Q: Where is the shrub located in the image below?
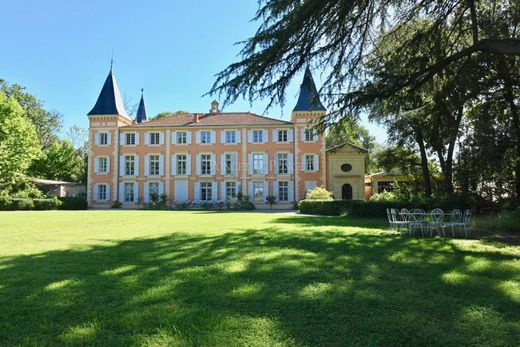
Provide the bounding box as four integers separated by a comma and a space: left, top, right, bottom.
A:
0, 197, 61, 210
33, 198, 62, 210
175, 201, 191, 210
58, 197, 88, 210
475, 208, 520, 233
233, 192, 256, 210
298, 200, 355, 216
266, 195, 276, 209
305, 186, 333, 200
111, 200, 122, 209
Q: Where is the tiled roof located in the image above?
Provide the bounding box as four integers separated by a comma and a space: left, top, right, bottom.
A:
87, 68, 130, 118
123, 112, 293, 128
293, 67, 327, 112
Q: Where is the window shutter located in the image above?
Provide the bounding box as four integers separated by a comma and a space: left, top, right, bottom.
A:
220, 130, 225, 144
159, 132, 165, 145
288, 181, 294, 202
186, 132, 192, 144
119, 133, 125, 145
248, 154, 253, 175
133, 183, 138, 203
159, 182, 165, 197
144, 182, 150, 203
313, 130, 319, 142
135, 155, 140, 176
272, 130, 278, 143
118, 183, 125, 202
247, 130, 253, 143
171, 131, 177, 144
235, 130, 241, 143
106, 185, 110, 201
221, 182, 226, 201
210, 154, 216, 175
196, 154, 201, 176
232, 153, 238, 177
288, 153, 294, 174
194, 182, 201, 201
144, 132, 150, 145
171, 155, 177, 176
263, 130, 268, 143
144, 155, 150, 176
313, 155, 319, 171
135, 133, 140, 145
106, 157, 111, 173
301, 155, 307, 172
287, 129, 294, 142
248, 181, 253, 200
237, 182, 242, 195
186, 154, 192, 175
211, 182, 218, 201
159, 155, 164, 176
263, 153, 269, 175
275, 153, 279, 174
211, 131, 216, 144
301, 129, 306, 142
119, 155, 125, 176
263, 181, 269, 200
220, 154, 226, 175
196, 131, 201, 144
94, 157, 99, 174
273, 181, 279, 200
93, 184, 99, 201
107, 132, 112, 145
95, 132, 100, 145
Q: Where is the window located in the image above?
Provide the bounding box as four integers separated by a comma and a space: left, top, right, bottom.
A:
278, 181, 288, 201
201, 154, 212, 175
124, 182, 134, 202
378, 181, 395, 194
149, 155, 160, 176
201, 182, 212, 201
125, 133, 136, 145
177, 154, 187, 175
253, 130, 263, 143
149, 182, 159, 200
98, 184, 107, 200
201, 131, 211, 144
253, 181, 264, 202
225, 154, 233, 175
225, 131, 236, 144
98, 157, 108, 173
99, 133, 108, 145
278, 130, 288, 142
306, 155, 315, 172
226, 181, 236, 199
125, 155, 135, 176
177, 132, 187, 144
150, 132, 160, 145
253, 153, 264, 175
277, 153, 288, 174
304, 129, 316, 142
341, 163, 353, 172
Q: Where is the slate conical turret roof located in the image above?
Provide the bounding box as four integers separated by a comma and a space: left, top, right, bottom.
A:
87, 67, 130, 118
135, 89, 147, 123
293, 67, 326, 112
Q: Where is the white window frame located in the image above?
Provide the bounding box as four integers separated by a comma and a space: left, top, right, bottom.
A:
177, 154, 187, 175
201, 154, 212, 175
226, 181, 237, 199
149, 182, 160, 200
125, 133, 136, 146
252, 130, 263, 143
200, 182, 213, 201
253, 181, 264, 202
124, 182, 135, 203
278, 130, 288, 143
201, 131, 211, 144
149, 132, 160, 145
98, 184, 108, 201
253, 153, 264, 175
125, 155, 135, 176
306, 154, 315, 172
277, 153, 288, 174
149, 155, 160, 176
278, 181, 289, 201
98, 157, 108, 174
225, 154, 233, 175
99, 132, 109, 146
225, 131, 236, 144
177, 131, 187, 144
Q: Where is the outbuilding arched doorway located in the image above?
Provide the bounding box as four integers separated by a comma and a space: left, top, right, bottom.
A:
342, 183, 353, 200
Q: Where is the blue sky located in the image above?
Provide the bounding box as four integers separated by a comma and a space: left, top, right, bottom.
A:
0, 0, 387, 143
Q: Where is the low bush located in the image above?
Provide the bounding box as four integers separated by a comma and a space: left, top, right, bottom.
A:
474, 208, 520, 233
305, 186, 333, 200
0, 196, 62, 210
58, 197, 88, 210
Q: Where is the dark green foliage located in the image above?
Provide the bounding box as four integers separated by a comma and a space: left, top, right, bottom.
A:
58, 197, 88, 210
475, 208, 520, 234
111, 200, 122, 209
0, 197, 61, 210
266, 195, 276, 209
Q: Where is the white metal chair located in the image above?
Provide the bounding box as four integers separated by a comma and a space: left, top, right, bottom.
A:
446, 209, 471, 237
386, 208, 397, 231
390, 208, 409, 233
429, 208, 445, 236
443, 209, 462, 236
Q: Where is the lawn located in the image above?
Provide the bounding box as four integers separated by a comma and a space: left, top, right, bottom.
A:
0, 211, 519, 346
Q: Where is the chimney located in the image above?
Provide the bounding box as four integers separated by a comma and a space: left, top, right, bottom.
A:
210, 100, 220, 114
193, 114, 200, 123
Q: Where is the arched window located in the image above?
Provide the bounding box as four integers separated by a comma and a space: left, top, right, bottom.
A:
342, 183, 353, 200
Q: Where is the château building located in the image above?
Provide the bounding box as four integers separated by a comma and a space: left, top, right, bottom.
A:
87, 67, 367, 208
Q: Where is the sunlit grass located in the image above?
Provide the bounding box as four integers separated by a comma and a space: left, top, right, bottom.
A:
0, 211, 519, 346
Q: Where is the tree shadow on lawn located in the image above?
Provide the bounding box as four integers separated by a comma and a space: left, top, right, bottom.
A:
0, 225, 519, 346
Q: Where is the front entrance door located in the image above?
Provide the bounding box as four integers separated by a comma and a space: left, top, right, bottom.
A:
342, 183, 353, 200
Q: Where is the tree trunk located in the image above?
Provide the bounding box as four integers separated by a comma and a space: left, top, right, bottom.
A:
415, 128, 432, 197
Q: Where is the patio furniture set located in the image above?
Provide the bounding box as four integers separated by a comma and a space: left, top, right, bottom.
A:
386, 208, 472, 237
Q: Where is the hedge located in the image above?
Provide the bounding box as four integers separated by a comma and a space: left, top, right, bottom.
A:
0, 197, 62, 211
298, 198, 474, 217
58, 197, 88, 210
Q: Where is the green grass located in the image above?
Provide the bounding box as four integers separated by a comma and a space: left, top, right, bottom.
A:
0, 211, 519, 346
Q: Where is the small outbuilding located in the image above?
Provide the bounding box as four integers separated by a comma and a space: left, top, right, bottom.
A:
32, 178, 86, 198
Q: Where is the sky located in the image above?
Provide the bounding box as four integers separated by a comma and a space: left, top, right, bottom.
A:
0, 0, 387, 143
